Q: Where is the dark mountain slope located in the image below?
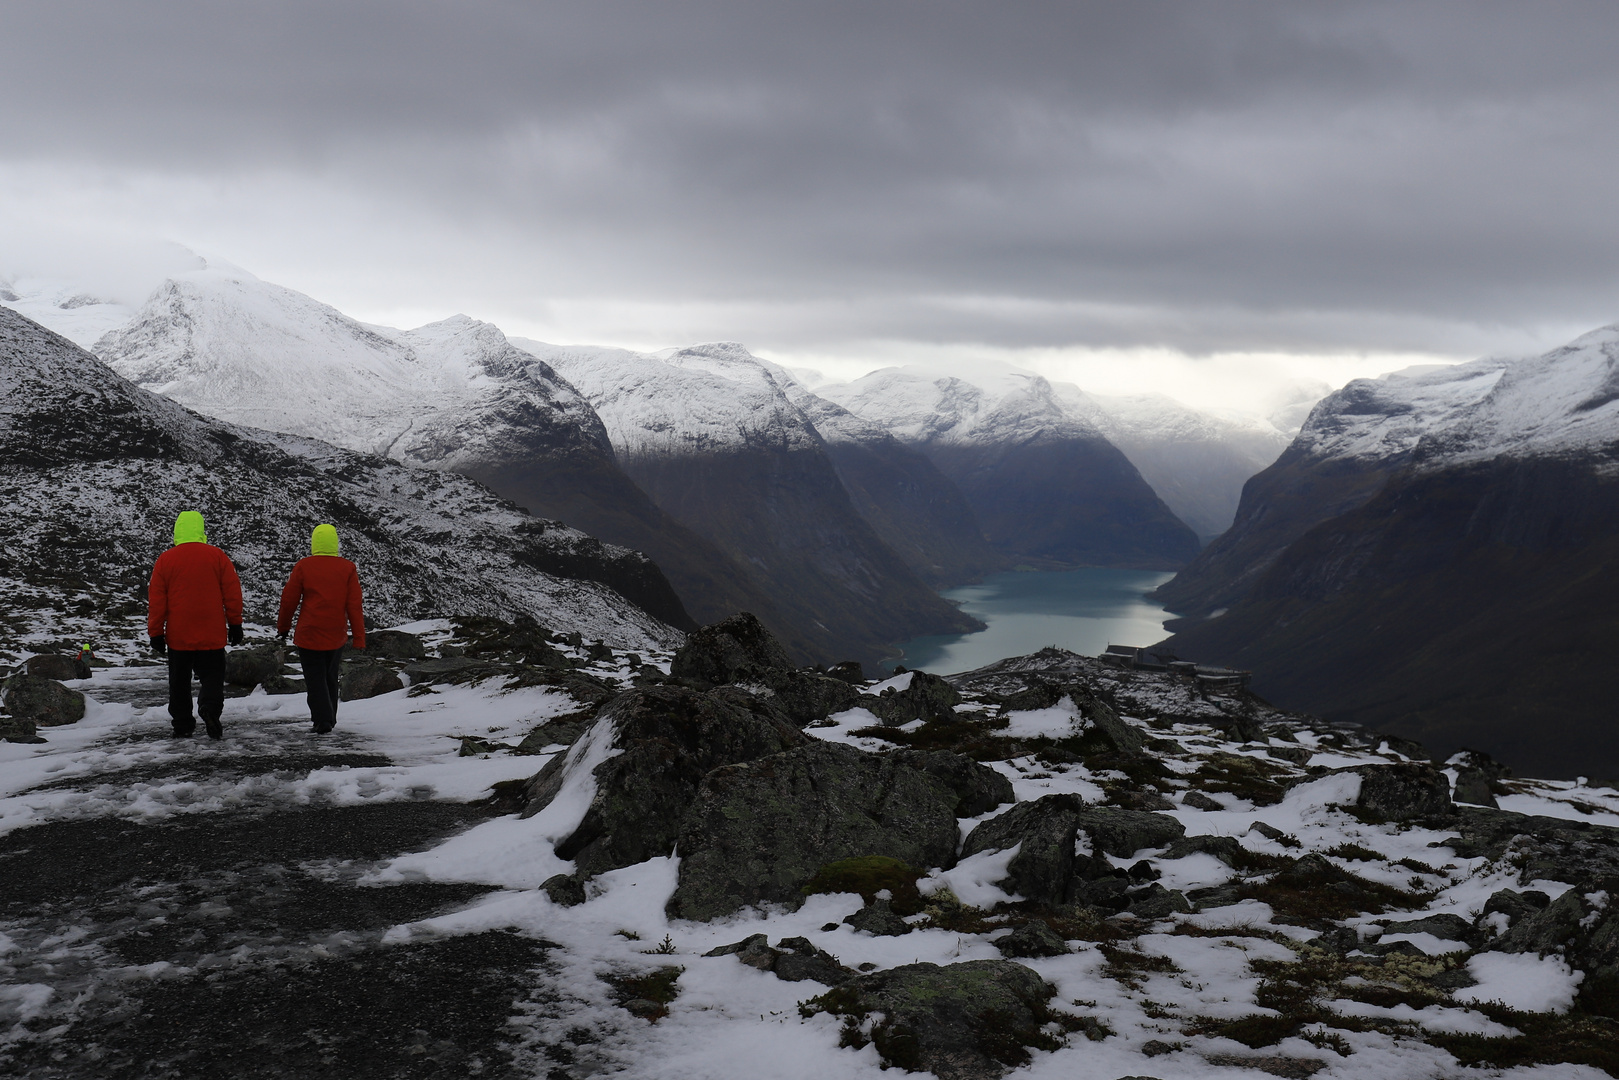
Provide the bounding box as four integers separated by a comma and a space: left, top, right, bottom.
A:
0, 305, 684, 654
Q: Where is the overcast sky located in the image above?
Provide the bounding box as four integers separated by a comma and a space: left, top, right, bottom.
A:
3, 1, 1618, 411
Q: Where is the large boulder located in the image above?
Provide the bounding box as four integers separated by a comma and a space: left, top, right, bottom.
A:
669, 612, 791, 686
798, 960, 1060, 1080
362, 629, 428, 660
25, 653, 88, 681
1351, 763, 1454, 821
769, 670, 862, 727
225, 646, 282, 689
668, 741, 968, 921
520, 686, 804, 879
1073, 807, 1186, 858
0, 715, 45, 743
341, 664, 404, 701
959, 794, 1090, 906
2, 675, 85, 726
864, 670, 961, 726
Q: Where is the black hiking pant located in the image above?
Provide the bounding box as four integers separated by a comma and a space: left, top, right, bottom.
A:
168, 649, 225, 735
298, 647, 343, 732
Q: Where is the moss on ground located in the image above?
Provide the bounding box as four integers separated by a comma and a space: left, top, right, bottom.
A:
801, 856, 926, 916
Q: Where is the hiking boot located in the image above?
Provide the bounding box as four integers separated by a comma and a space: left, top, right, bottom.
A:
204, 717, 223, 740
312, 722, 334, 734
171, 725, 194, 738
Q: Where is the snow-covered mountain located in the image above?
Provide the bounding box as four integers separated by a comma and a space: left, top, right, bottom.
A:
817, 367, 1202, 569
1157, 324, 1619, 777
518, 340, 983, 663
0, 305, 684, 656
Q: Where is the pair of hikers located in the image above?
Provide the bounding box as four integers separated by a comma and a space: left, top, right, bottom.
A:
147, 511, 367, 738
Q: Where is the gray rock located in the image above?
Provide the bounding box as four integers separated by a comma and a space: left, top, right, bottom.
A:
1162, 834, 1246, 866
225, 647, 281, 689
362, 629, 428, 660
1181, 791, 1225, 811
995, 920, 1070, 958
2, 674, 85, 726
824, 661, 866, 685
865, 669, 962, 726
520, 686, 805, 881
846, 897, 913, 936
0, 715, 45, 743
1268, 745, 1313, 766
1481, 887, 1550, 929
669, 612, 791, 686
1382, 913, 1471, 940
798, 960, 1059, 1080
1351, 763, 1454, 821
1125, 883, 1193, 920
540, 874, 586, 907
1075, 807, 1186, 858
514, 714, 596, 753
1487, 875, 1619, 1009
401, 656, 497, 685
704, 933, 777, 967
669, 741, 965, 921
704, 934, 853, 984
340, 664, 403, 701
259, 672, 306, 695
890, 749, 1015, 817
769, 670, 861, 726
1072, 689, 1145, 755
25, 653, 88, 680
1452, 767, 1499, 808
959, 794, 1089, 906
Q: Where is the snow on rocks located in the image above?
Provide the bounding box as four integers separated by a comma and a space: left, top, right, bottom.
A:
8, 621, 1619, 1077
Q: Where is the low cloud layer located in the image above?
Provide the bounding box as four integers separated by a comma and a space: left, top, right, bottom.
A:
2, 1, 1617, 392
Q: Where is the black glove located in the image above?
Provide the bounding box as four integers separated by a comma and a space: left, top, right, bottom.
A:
228, 624, 244, 646
277, 632, 288, 645
150, 635, 167, 657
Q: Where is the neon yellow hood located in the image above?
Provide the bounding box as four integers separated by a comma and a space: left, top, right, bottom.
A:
311, 523, 340, 556
173, 511, 207, 545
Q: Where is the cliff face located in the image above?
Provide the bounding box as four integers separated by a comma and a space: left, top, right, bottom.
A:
819, 368, 1201, 570
526, 341, 983, 666
1157, 326, 1619, 778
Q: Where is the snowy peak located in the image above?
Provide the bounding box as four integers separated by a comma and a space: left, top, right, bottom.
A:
1290, 358, 1510, 465
518, 339, 824, 458
816, 365, 1104, 447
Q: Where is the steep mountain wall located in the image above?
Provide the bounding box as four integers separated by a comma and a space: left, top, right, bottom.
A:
820, 368, 1200, 569
1157, 326, 1619, 778
527, 341, 983, 666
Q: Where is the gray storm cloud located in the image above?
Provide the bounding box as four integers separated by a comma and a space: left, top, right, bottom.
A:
1, 1, 1617, 358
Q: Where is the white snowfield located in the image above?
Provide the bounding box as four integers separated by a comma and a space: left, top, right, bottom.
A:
93, 267, 606, 467
1291, 323, 1619, 471
515, 339, 827, 459
3, 649, 1614, 1079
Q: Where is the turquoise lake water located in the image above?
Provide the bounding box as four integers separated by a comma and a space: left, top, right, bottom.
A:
887, 568, 1176, 675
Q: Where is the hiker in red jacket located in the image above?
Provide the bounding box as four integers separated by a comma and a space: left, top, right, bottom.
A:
148, 510, 245, 739
277, 523, 366, 734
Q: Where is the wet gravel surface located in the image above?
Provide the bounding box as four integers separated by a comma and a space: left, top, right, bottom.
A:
0, 695, 557, 1079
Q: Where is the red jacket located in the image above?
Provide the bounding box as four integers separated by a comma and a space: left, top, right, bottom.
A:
148, 544, 244, 651
278, 556, 366, 651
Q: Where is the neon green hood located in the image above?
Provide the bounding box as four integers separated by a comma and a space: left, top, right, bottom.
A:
311, 523, 340, 556
173, 511, 207, 545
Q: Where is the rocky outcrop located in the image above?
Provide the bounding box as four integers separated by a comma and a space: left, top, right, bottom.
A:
1350, 763, 1454, 821
2, 675, 86, 726
668, 742, 1001, 921
864, 670, 961, 726
520, 686, 804, 879
669, 612, 791, 685
798, 960, 1060, 1080
704, 934, 854, 984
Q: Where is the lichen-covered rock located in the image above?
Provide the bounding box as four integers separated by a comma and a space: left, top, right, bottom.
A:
864, 670, 961, 726
25, 653, 87, 681
519, 685, 805, 879
1452, 767, 1499, 808
995, 920, 1069, 958
959, 794, 1090, 906
340, 664, 403, 701
799, 960, 1060, 1080
1352, 763, 1453, 821
1488, 874, 1619, 1013
2, 674, 85, 726
362, 629, 428, 660
669, 612, 791, 686
846, 897, 913, 936
668, 741, 965, 921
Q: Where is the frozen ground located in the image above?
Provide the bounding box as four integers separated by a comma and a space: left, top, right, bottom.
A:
3, 649, 1618, 1079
